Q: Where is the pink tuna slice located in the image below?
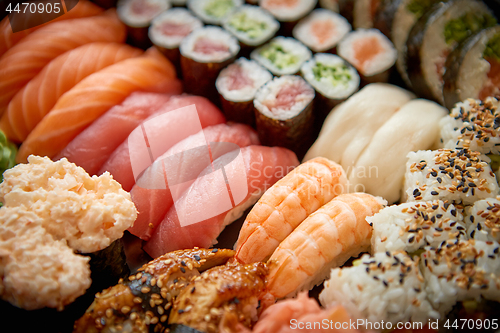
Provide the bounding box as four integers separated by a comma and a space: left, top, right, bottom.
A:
131, 0, 161, 17
99, 95, 225, 191
193, 37, 230, 55
143, 145, 299, 259
160, 22, 194, 37
225, 63, 254, 91
128, 123, 260, 241
264, 83, 308, 112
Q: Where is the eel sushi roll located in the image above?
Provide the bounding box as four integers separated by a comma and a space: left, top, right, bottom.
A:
300, 53, 359, 123
260, 0, 318, 36
251, 36, 312, 76
320, 252, 439, 326
253, 75, 315, 160
369, 200, 467, 255
444, 26, 500, 109
148, 8, 203, 77
292, 8, 352, 53
403, 148, 500, 205
222, 5, 280, 57
420, 239, 500, 317
406, 0, 497, 104
337, 28, 397, 85
180, 26, 240, 105
117, 0, 171, 48
216, 58, 273, 126
187, 0, 243, 25
466, 197, 500, 243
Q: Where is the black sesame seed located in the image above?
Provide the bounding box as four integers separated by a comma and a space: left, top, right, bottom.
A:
462, 187, 469, 193
383, 280, 388, 287
191, 287, 196, 293
373, 276, 379, 280
436, 214, 443, 218
488, 255, 495, 259
494, 247, 499, 254
181, 261, 187, 267
431, 191, 439, 196
451, 210, 457, 217
233, 297, 240, 304
366, 267, 370, 273
471, 230, 476, 238
174, 279, 178, 283
178, 309, 185, 314
433, 259, 439, 265
180, 267, 186, 273
194, 255, 201, 261
408, 236, 415, 243
431, 171, 437, 177
435, 227, 443, 232
478, 223, 482, 231
386, 251, 390, 257
413, 188, 420, 195
437, 177, 442, 183
212, 248, 219, 253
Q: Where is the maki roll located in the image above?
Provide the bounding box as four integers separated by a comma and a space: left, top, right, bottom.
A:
117, 0, 171, 48
222, 5, 280, 57
215, 58, 273, 126
403, 148, 499, 205
254, 75, 315, 160
300, 53, 359, 122
260, 0, 318, 36
443, 26, 500, 109
148, 8, 203, 76
337, 28, 397, 85
180, 26, 240, 105
406, 0, 497, 104
466, 197, 500, 243
251, 37, 312, 76
292, 9, 352, 53
187, 0, 243, 25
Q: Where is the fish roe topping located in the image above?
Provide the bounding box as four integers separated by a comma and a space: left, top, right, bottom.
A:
467, 197, 500, 243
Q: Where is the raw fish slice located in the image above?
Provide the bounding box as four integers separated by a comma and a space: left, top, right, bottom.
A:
1, 42, 143, 143
55, 92, 174, 175
129, 123, 260, 240
0, 10, 127, 117
16, 48, 179, 162
99, 95, 226, 191
144, 146, 299, 259
266, 192, 385, 298
0, 0, 104, 57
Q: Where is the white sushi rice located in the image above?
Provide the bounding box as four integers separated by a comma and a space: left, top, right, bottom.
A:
216, 58, 273, 102
251, 37, 312, 76
440, 97, 500, 155
117, 0, 170, 28
403, 149, 499, 205
254, 75, 315, 120
188, 0, 243, 25
293, 9, 351, 52
320, 252, 439, 327
222, 5, 279, 46
148, 8, 203, 49
369, 200, 467, 254
337, 28, 397, 77
420, 239, 500, 316
465, 197, 500, 243
301, 53, 359, 100
180, 26, 240, 63
260, 0, 317, 22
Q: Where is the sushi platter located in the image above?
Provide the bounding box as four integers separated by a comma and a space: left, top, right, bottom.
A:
1, 0, 500, 332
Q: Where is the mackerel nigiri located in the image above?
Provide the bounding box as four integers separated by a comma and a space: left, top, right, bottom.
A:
0, 10, 127, 117
16, 48, 179, 162
1, 42, 143, 143
129, 122, 260, 241
144, 146, 300, 258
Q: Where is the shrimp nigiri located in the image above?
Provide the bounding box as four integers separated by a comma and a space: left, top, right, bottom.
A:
235, 157, 349, 264
266, 192, 386, 299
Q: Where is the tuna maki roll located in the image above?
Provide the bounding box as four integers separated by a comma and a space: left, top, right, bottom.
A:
216, 58, 273, 126
260, 0, 318, 35
466, 197, 500, 243
406, 0, 497, 104
187, 0, 243, 25
443, 26, 500, 109
292, 9, 352, 53
251, 36, 312, 76
253, 75, 315, 160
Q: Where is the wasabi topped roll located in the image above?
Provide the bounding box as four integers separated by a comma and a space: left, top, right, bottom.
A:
251, 36, 312, 76
188, 0, 243, 25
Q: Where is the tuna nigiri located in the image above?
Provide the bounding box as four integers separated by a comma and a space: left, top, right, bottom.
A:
54, 92, 174, 175
99, 95, 226, 191
144, 146, 299, 259
266, 193, 386, 298
0, 0, 104, 57
129, 122, 260, 241
0, 10, 127, 116
16, 48, 180, 162
1, 42, 143, 143
235, 157, 349, 264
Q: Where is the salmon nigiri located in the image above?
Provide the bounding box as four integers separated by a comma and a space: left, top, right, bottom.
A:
16, 48, 180, 162
0, 0, 104, 57
55, 92, 174, 175
129, 122, 260, 241
266, 193, 386, 298
144, 146, 300, 259
1, 42, 143, 142
99, 95, 225, 191
0, 9, 127, 117
235, 157, 349, 264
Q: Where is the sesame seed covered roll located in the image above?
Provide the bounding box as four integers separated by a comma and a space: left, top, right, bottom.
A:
466, 197, 500, 243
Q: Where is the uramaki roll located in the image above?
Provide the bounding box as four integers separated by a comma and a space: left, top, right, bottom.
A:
253, 75, 316, 160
